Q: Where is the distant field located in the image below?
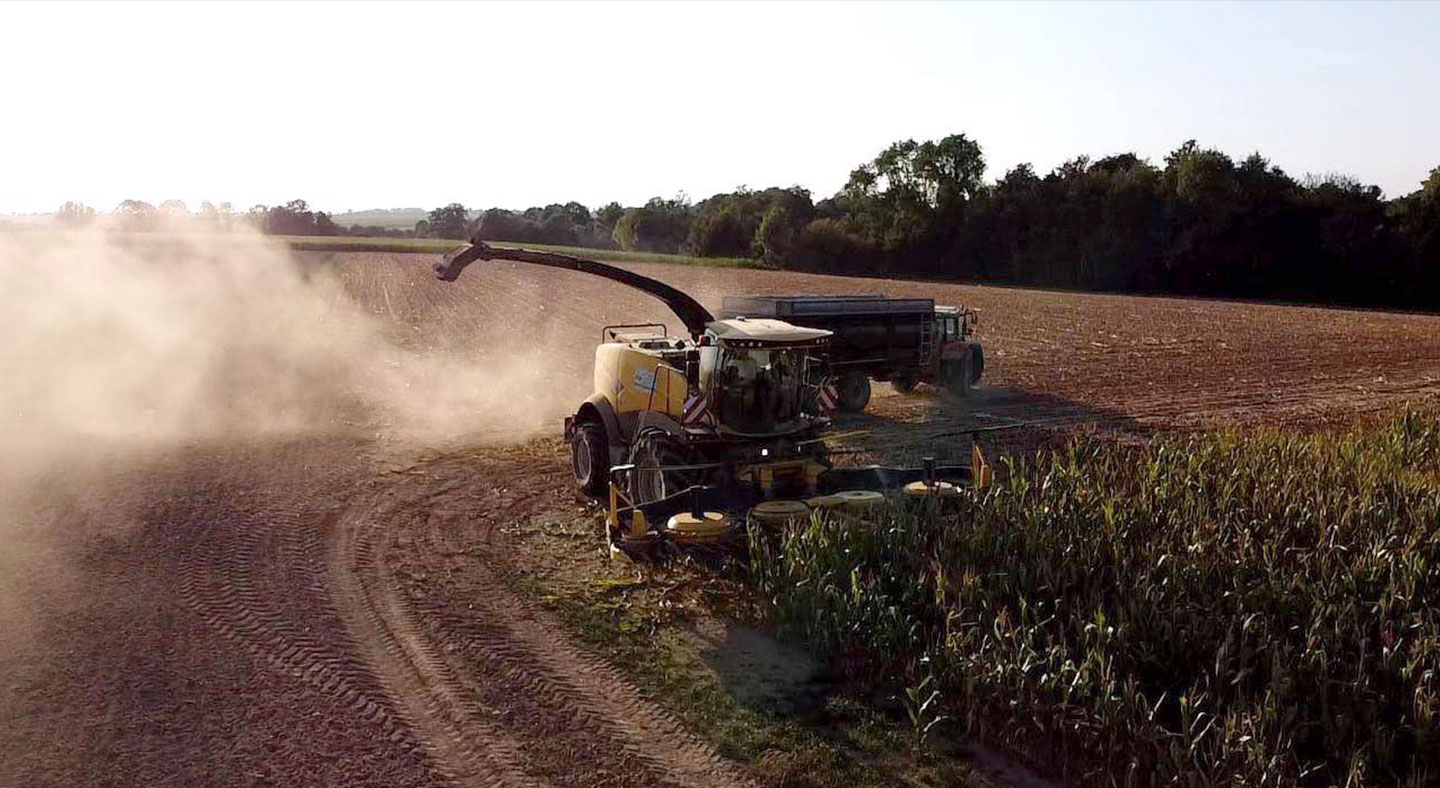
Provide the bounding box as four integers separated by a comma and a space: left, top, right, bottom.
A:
281, 235, 764, 269
318, 249, 1440, 439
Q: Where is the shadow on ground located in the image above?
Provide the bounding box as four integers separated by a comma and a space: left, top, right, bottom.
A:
833, 384, 1153, 469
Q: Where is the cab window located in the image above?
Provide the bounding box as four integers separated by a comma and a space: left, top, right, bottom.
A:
941, 316, 959, 341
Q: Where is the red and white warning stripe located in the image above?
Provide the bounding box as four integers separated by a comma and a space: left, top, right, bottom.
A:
683, 390, 710, 428
816, 380, 838, 416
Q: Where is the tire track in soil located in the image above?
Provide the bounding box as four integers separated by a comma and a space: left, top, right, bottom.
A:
2, 443, 445, 788
174, 490, 426, 758
165, 443, 545, 788
164, 449, 450, 781
341, 451, 755, 788
327, 485, 540, 788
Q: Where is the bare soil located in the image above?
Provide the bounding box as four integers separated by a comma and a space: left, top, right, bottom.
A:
5, 250, 1440, 788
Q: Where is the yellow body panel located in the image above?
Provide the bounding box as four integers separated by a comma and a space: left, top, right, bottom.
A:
594, 343, 687, 420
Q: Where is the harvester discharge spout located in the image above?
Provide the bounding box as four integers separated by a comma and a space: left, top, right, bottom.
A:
434, 238, 715, 338
433, 240, 492, 281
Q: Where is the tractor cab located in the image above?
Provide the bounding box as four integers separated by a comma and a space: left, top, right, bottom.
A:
934, 305, 976, 345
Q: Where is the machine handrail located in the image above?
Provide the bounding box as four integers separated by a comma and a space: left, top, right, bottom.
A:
603, 322, 668, 342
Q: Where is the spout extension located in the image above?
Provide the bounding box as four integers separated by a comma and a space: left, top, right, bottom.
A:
433, 240, 495, 281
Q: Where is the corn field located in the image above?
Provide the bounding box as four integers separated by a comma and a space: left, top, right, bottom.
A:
751, 412, 1440, 786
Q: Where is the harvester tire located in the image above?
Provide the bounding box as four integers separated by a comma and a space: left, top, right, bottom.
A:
572, 422, 609, 498
969, 344, 984, 384
838, 371, 872, 412
892, 375, 918, 394
632, 432, 695, 505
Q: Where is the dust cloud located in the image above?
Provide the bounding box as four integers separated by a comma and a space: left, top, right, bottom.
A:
0, 226, 569, 458
0, 225, 575, 648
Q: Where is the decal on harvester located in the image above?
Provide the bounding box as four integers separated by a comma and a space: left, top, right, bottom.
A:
817, 381, 839, 415
683, 391, 710, 427
633, 368, 657, 392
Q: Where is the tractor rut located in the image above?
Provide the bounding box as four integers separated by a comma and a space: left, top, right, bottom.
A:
0, 438, 746, 787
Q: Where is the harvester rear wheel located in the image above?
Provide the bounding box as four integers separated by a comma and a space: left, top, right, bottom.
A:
572, 422, 609, 498
838, 371, 872, 412
631, 432, 696, 505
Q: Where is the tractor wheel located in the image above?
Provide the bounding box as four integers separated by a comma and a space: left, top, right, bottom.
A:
969, 344, 985, 384
631, 432, 695, 505
571, 422, 609, 499
838, 372, 872, 412
942, 357, 972, 399
892, 375, 919, 394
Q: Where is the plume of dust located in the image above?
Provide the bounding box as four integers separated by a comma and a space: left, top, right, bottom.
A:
0, 224, 579, 648
0, 225, 573, 456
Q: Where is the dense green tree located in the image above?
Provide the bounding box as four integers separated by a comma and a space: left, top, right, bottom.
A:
428, 203, 469, 239
471, 208, 526, 241
841, 134, 985, 263
687, 209, 749, 257
613, 196, 691, 253
753, 204, 797, 264
1394, 168, 1440, 295
683, 186, 814, 259
594, 201, 625, 238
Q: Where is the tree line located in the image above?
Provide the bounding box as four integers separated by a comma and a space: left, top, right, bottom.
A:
431, 135, 1440, 309
58, 199, 349, 236
58, 134, 1440, 309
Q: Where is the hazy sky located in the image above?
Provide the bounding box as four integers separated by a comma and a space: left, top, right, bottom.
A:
2, 1, 1437, 215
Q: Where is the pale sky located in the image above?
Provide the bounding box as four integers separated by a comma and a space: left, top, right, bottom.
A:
2, 1, 1437, 215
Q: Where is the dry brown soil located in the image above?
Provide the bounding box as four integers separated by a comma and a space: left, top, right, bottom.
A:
5, 250, 1440, 788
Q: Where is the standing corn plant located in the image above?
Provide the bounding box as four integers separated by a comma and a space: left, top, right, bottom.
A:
751, 410, 1440, 787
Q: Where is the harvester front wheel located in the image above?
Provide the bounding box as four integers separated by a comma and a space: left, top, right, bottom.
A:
572, 422, 609, 498
631, 432, 695, 505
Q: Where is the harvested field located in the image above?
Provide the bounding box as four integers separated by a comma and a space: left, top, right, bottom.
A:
5, 245, 1440, 788
326, 250, 1440, 443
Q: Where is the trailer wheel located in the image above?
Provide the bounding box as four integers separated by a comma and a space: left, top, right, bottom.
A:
892, 375, 918, 394
572, 422, 609, 498
838, 372, 872, 412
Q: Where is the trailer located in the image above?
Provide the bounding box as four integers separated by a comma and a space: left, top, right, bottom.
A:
719, 294, 982, 412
